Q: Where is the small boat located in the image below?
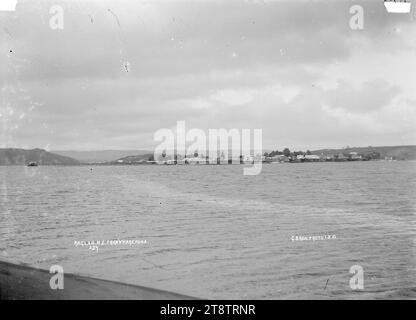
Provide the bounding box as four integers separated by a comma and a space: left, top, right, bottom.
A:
27, 162, 38, 167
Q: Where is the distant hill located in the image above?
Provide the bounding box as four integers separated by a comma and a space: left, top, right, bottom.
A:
0, 148, 81, 165
311, 145, 416, 160
53, 150, 152, 163
109, 153, 154, 164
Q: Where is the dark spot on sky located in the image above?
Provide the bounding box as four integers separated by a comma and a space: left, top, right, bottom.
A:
107, 9, 121, 27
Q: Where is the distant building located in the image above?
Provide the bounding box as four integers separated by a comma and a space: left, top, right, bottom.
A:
334, 153, 348, 161
304, 154, 320, 162
348, 152, 362, 161
268, 155, 289, 163
325, 155, 334, 161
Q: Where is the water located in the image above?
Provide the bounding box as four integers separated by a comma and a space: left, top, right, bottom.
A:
1, 162, 415, 299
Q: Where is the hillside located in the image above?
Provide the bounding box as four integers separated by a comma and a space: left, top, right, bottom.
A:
311, 145, 416, 160
52, 150, 152, 163
0, 148, 81, 165
109, 154, 154, 164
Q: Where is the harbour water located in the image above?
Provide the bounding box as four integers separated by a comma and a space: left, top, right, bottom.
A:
0, 162, 415, 299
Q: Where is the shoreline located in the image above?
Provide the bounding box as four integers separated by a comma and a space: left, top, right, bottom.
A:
0, 260, 198, 300
0, 159, 409, 167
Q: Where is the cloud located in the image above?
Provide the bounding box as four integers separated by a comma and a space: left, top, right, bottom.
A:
1, 0, 415, 150
324, 79, 400, 113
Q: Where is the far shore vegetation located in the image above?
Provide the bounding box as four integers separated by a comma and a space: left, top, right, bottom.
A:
1, 145, 415, 166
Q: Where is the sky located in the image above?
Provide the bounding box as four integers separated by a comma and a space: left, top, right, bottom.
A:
1, 0, 416, 151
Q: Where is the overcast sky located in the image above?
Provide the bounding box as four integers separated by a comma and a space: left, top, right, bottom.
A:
1, 0, 415, 151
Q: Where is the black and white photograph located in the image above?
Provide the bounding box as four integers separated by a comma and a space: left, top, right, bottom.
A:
0, 0, 415, 304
